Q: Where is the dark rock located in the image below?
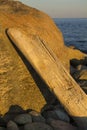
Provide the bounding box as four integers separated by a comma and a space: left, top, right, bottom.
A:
41, 105, 54, 113
3, 113, 18, 123
0, 127, 6, 130
6, 105, 26, 114
70, 65, 76, 75
7, 120, 19, 130
14, 114, 32, 125
19, 126, 24, 130
29, 110, 45, 122
24, 122, 53, 130
76, 65, 87, 71
42, 110, 58, 119
47, 119, 78, 130
81, 86, 87, 94
73, 70, 87, 80
78, 80, 87, 88
55, 109, 70, 122
0, 117, 6, 127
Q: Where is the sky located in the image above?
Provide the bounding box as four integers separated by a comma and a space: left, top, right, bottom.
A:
20, 0, 87, 18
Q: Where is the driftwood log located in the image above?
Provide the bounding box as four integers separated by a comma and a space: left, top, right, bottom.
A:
7, 28, 87, 129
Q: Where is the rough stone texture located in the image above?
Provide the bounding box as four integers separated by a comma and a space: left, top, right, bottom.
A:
7, 120, 19, 130
29, 110, 46, 123
0, 0, 86, 115
0, 0, 57, 115
24, 122, 53, 130
55, 109, 70, 122
47, 119, 77, 130
14, 114, 32, 125
0, 127, 6, 130
75, 70, 87, 80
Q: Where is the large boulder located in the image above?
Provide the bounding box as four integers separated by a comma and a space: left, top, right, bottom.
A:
0, 0, 86, 115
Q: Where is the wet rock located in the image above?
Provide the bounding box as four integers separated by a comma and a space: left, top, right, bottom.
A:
14, 114, 32, 125
24, 122, 53, 130
29, 110, 45, 122
7, 120, 19, 130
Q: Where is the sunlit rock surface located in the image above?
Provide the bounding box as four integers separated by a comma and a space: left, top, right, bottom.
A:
0, 0, 86, 115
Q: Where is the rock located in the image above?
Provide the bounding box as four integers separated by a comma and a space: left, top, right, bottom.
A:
3, 105, 26, 122
78, 70, 87, 80
0, 0, 86, 115
42, 110, 58, 120
42, 108, 70, 123
47, 119, 78, 130
70, 55, 87, 68
14, 114, 32, 125
24, 122, 53, 130
19, 126, 24, 130
73, 70, 87, 80
76, 65, 87, 71
70, 65, 77, 75
55, 109, 70, 122
81, 87, 87, 94
41, 105, 54, 113
3, 113, 18, 123
0, 0, 57, 115
7, 120, 19, 130
0, 127, 6, 130
78, 80, 87, 87
0, 117, 6, 127
29, 110, 45, 123
6, 105, 26, 114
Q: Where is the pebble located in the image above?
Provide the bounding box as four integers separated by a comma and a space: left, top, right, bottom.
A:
42, 110, 58, 119
0, 127, 6, 130
55, 109, 70, 122
14, 114, 32, 125
29, 110, 45, 122
0, 98, 80, 130
7, 120, 19, 130
47, 119, 77, 130
24, 122, 53, 130
3, 113, 18, 123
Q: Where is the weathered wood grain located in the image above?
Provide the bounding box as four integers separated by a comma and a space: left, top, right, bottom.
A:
7, 28, 87, 129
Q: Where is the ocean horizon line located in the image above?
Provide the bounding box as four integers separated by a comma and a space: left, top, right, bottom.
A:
53, 17, 87, 19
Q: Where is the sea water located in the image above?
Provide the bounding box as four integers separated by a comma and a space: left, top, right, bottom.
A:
54, 18, 87, 53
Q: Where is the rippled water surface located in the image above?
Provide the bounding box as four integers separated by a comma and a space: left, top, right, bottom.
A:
54, 18, 87, 53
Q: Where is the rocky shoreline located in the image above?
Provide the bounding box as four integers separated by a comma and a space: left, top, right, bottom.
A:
0, 55, 87, 130
0, 0, 87, 130
0, 103, 77, 130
